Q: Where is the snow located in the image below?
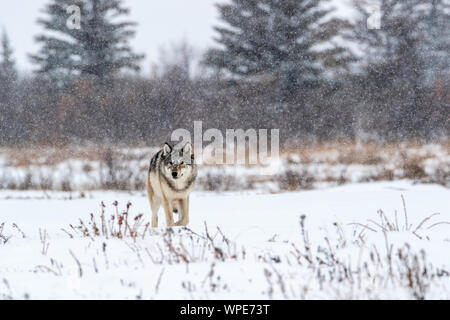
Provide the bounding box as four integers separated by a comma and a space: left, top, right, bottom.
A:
0, 181, 449, 299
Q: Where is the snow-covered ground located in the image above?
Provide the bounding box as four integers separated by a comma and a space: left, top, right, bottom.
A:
0, 181, 449, 299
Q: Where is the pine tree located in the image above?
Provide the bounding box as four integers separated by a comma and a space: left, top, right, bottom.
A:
352, 0, 449, 139
353, 0, 430, 85
204, 0, 354, 96
0, 28, 17, 98
422, 0, 450, 86
421, 0, 450, 137
0, 28, 18, 144
30, 0, 144, 82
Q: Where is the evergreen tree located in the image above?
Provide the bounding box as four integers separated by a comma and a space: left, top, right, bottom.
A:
30, 0, 144, 82
354, 0, 430, 85
0, 28, 18, 144
422, 0, 450, 86
421, 0, 450, 137
352, 0, 444, 139
0, 28, 17, 98
204, 0, 354, 97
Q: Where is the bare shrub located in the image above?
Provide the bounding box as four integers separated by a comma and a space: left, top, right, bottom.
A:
39, 228, 50, 255
400, 152, 427, 180
12, 223, 26, 238
0, 222, 25, 244
0, 222, 11, 244
20, 173, 33, 190
349, 195, 449, 240
37, 171, 54, 190
337, 149, 384, 165
60, 175, 72, 192
430, 164, 450, 187
396, 245, 431, 300
197, 173, 243, 192
68, 201, 150, 240
286, 214, 449, 299
277, 168, 314, 191
375, 168, 395, 181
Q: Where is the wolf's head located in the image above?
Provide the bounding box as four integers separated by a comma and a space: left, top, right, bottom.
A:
162, 142, 195, 180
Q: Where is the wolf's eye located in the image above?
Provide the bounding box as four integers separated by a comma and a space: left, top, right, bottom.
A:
180, 161, 184, 165
169, 161, 173, 165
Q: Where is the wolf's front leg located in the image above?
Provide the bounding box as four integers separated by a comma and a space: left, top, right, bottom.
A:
175, 198, 189, 226
162, 198, 174, 227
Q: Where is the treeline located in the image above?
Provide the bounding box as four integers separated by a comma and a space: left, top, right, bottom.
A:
0, 0, 449, 147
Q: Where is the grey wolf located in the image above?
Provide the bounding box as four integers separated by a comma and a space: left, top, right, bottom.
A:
147, 142, 197, 227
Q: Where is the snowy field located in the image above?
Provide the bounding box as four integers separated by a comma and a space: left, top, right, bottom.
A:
0, 180, 449, 300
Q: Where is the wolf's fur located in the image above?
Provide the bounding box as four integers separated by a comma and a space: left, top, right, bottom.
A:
147, 142, 197, 227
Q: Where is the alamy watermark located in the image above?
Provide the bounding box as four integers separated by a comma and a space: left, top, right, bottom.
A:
170, 121, 280, 171
66, 5, 81, 30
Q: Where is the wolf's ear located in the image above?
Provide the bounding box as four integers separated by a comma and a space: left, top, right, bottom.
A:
183, 142, 194, 163
183, 142, 193, 155
163, 143, 172, 156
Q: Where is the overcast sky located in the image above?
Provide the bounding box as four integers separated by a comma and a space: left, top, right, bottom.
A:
0, 0, 225, 74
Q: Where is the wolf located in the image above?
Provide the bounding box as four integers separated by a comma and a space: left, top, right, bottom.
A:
147, 142, 197, 227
